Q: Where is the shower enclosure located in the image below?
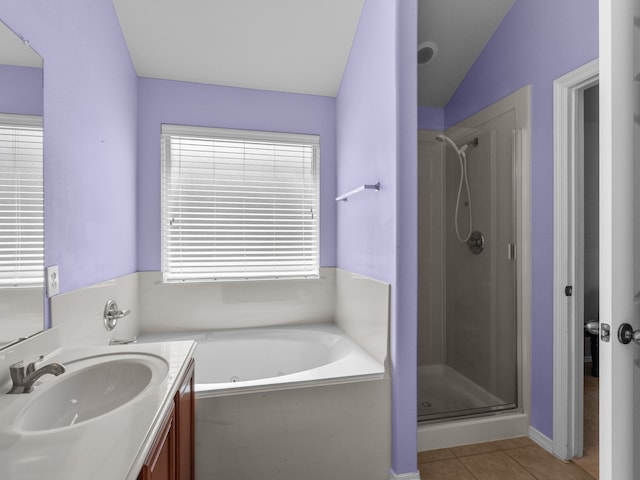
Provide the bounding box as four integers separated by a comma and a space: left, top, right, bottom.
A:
417, 108, 519, 422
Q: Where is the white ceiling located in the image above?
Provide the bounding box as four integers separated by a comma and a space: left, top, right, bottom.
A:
112, 0, 365, 97
418, 0, 515, 107
113, 0, 512, 106
0, 21, 43, 67
0, 1, 514, 105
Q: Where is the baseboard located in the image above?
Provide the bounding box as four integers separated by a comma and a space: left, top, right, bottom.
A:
529, 426, 553, 453
389, 470, 421, 480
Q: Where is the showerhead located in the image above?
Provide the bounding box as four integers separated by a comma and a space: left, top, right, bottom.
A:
436, 134, 462, 155
436, 134, 478, 155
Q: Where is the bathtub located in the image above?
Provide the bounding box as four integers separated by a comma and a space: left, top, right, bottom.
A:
139, 323, 390, 479
137, 323, 385, 398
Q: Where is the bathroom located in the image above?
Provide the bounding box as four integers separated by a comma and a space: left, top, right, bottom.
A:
0, 0, 603, 479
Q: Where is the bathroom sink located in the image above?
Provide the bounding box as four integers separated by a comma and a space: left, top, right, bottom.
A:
13, 354, 169, 432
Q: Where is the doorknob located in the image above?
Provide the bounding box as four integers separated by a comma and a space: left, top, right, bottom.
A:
617, 323, 640, 345
584, 321, 599, 335
585, 321, 610, 342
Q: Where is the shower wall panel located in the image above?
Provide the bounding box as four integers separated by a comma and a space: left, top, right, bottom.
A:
418, 130, 445, 367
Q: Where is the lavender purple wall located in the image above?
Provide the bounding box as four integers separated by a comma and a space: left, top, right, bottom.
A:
0, 0, 138, 295
336, 0, 397, 283
337, 0, 418, 476
417, 106, 444, 131
446, 0, 598, 438
136, 78, 337, 271
396, 0, 419, 476
0, 64, 43, 115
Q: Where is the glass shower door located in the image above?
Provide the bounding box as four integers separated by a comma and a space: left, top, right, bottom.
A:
418, 108, 518, 422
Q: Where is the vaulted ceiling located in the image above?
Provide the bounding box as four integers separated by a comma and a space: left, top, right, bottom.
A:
112, 0, 365, 97
418, 0, 515, 107
1, 0, 515, 108
0, 21, 42, 67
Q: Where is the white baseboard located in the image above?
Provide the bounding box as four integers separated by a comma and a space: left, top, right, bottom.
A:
389, 470, 421, 480
529, 426, 553, 453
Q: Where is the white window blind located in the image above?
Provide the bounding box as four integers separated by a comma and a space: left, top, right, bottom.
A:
0, 113, 44, 287
161, 125, 320, 282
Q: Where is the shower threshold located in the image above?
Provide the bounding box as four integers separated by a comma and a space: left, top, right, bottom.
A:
417, 363, 517, 423
419, 402, 517, 423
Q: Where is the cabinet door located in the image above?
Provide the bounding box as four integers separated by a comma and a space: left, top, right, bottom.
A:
175, 359, 195, 480
138, 407, 176, 480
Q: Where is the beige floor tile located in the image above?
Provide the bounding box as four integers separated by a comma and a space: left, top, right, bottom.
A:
493, 437, 536, 451
572, 454, 599, 480
459, 451, 536, 480
418, 448, 455, 464
506, 446, 595, 480
418, 458, 477, 480
451, 441, 502, 457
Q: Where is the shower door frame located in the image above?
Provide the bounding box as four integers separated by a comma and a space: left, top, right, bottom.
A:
417, 86, 532, 450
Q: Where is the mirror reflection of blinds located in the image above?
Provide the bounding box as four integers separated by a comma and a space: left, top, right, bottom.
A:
0, 114, 43, 287
161, 125, 320, 282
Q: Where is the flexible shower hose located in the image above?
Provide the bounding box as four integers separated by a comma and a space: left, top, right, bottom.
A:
454, 150, 472, 242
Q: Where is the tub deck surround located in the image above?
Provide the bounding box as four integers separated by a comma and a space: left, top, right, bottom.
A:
48, 268, 390, 359
138, 323, 385, 398
196, 377, 392, 480
138, 268, 337, 332
0, 337, 195, 480
334, 268, 390, 365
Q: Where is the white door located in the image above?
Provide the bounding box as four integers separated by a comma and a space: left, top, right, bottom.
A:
599, 0, 640, 478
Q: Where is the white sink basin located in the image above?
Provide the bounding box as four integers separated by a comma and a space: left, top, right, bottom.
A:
13, 354, 169, 432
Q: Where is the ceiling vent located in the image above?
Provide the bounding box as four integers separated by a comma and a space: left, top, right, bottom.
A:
418, 41, 438, 66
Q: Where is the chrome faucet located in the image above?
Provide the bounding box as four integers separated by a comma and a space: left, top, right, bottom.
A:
7, 360, 66, 394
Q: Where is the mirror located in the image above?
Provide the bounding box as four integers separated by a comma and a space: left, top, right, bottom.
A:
0, 20, 44, 348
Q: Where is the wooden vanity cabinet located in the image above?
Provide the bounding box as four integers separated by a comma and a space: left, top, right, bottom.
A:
175, 359, 195, 480
138, 358, 195, 480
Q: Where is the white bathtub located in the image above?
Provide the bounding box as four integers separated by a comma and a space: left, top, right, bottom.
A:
138, 323, 384, 398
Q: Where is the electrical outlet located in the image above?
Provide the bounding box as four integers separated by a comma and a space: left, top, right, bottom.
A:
46, 265, 60, 297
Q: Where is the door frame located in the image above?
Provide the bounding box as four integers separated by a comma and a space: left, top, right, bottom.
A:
552, 59, 599, 460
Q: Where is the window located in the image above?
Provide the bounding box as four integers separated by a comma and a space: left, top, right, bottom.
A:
161, 125, 319, 282
0, 113, 44, 287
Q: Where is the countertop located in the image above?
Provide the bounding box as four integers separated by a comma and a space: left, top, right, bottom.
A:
0, 340, 196, 480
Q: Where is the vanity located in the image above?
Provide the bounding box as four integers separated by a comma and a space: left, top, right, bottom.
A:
139, 356, 195, 480
0, 330, 196, 480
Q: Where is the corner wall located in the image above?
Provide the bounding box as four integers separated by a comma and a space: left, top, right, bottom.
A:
336, 0, 418, 476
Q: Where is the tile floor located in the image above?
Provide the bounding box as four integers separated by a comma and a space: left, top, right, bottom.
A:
418, 363, 600, 480
417, 437, 596, 480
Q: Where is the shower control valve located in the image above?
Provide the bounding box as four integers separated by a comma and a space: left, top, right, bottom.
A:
466, 231, 485, 254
